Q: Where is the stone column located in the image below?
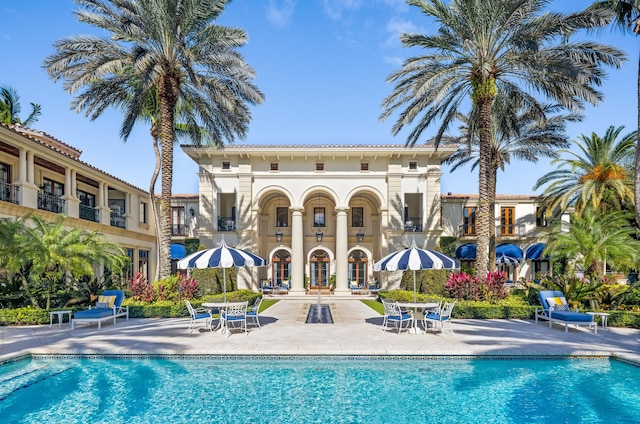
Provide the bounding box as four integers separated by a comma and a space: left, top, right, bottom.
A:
289, 206, 305, 294
334, 206, 350, 295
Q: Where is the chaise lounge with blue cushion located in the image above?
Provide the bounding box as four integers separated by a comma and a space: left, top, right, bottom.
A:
535, 290, 597, 334
71, 290, 129, 330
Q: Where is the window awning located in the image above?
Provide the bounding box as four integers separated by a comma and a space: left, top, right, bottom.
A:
455, 243, 524, 261
496, 243, 523, 260
525, 243, 549, 261
455, 243, 477, 260
170, 243, 187, 260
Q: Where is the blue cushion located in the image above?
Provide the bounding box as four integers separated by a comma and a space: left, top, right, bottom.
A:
550, 310, 593, 322
425, 313, 440, 320
388, 314, 411, 321
100, 290, 125, 308
246, 311, 257, 317
194, 313, 210, 320
74, 308, 114, 319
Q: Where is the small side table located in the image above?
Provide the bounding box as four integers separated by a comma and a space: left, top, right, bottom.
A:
587, 312, 610, 330
49, 310, 72, 328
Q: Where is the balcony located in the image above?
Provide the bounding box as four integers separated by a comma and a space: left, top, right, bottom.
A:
172, 224, 186, 236
458, 224, 476, 237
37, 192, 65, 213
79, 204, 99, 223
218, 217, 236, 232
0, 180, 19, 205
498, 224, 527, 237
110, 211, 127, 229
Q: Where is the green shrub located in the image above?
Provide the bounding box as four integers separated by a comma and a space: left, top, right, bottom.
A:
0, 307, 50, 325
191, 268, 237, 295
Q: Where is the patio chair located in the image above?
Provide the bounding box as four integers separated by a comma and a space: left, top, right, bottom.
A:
71, 290, 129, 330
246, 296, 263, 329
381, 299, 413, 334
424, 301, 455, 335
185, 300, 213, 334
349, 280, 365, 294
260, 279, 274, 295
535, 290, 597, 334
221, 301, 248, 336
367, 280, 380, 295
275, 280, 289, 294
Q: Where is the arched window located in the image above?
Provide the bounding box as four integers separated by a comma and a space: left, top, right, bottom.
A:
348, 250, 367, 285
309, 250, 330, 289
272, 250, 291, 285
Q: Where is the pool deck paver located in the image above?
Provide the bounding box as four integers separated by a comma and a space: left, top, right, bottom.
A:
1, 299, 639, 363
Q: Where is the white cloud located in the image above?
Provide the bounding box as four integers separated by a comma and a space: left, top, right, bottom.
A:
266, 0, 296, 27
384, 16, 418, 48
320, 0, 363, 21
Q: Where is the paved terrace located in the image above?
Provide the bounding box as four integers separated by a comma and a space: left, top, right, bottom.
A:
1, 299, 639, 363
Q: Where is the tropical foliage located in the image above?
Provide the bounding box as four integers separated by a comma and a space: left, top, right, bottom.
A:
0, 215, 129, 309
380, 0, 624, 275
446, 270, 508, 303
544, 207, 640, 280
0, 86, 41, 126
44, 0, 264, 280
534, 125, 636, 213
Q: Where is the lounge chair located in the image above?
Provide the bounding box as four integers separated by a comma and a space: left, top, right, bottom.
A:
349, 280, 365, 294
71, 289, 129, 330
423, 301, 455, 335
246, 296, 263, 329
185, 300, 213, 334
367, 280, 380, 294
535, 290, 597, 334
260, 279, 274, 295
275, 280, 289, 294
381, 299, 413, 334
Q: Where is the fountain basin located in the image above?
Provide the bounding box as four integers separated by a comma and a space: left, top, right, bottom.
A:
306, 304, 333, 324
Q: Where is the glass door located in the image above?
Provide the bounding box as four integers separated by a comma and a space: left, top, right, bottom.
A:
309, 250, 330, 289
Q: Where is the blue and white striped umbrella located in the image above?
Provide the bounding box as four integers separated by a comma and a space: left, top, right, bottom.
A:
374, 240, 458, 302
496, 254, 521, 265
177, 239, 267, 301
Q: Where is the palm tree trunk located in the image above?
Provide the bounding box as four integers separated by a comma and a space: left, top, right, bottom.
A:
635, 53, 640, 227
149, 131, 162, 282
475, 92, 495, 276
157, 75, 179, 280
488, 161, 497, 271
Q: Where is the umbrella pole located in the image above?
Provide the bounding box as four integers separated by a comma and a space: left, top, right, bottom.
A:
413, 270, 417, 304
223, 268, 227, 303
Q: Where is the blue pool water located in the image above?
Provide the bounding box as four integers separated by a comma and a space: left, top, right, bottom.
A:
1, 357, 639, 423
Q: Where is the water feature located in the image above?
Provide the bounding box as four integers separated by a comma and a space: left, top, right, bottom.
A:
306, 304, 333, 323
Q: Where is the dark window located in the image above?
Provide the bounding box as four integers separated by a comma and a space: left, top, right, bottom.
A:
42, 178, 64, 196
352, 207, 364, 227
276, 207, 289, 227
409, 161, 418, 170
360, 162, 369, 171
140, 202, 148, 224
171, 206, 186, 236
536, 207, 547, 227
270, 162, 279, 171
314, 207, 325, 227
222, 161, 231, 170
463, 207, 476, 235
316, 162, 324, 171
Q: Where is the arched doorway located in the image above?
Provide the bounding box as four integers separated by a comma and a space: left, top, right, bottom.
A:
348, 249, 367, 286
272, 249, 291, 286
309, 250, 330, 290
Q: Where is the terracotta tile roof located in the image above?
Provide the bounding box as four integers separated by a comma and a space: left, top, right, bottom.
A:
441, 193, 539, 200
1, 123, 148, 194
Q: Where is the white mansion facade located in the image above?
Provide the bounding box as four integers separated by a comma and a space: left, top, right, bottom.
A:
175, 144, 551, 295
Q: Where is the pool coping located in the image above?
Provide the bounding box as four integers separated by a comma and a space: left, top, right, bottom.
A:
3, 352, 639, 368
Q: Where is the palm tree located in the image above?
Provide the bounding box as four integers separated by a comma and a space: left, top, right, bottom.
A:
590, 1, 640, 226
380, 0, 625, 275
545, 207, 640, 280
0, 215, 128, 309
533, 125, 636, 213
44, 0, 264, 279
0, 86, 41, 126
443, 91, 576, 265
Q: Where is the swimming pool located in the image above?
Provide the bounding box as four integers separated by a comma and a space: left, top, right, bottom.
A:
1, 355, 639, 423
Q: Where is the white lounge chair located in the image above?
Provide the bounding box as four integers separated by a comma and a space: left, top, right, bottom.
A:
71, 290, 129, 330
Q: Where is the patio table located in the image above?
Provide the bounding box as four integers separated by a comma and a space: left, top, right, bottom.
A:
396, 302, 439, 334
202, 302, 230, 332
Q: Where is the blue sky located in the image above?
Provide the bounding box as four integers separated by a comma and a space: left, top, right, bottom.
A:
0, 0, 638, 195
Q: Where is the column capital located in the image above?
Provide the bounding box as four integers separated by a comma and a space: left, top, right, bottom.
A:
335, 206, 349, 213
